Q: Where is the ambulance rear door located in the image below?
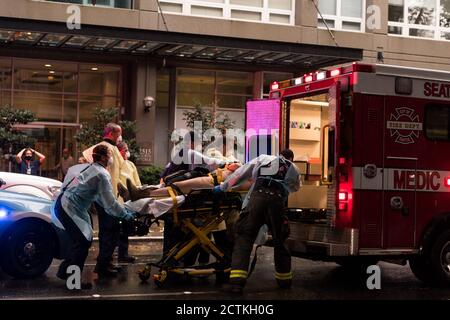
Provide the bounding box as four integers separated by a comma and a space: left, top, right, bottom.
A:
383, 96, 421, 249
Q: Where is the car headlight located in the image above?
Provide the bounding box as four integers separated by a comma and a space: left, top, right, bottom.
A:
0, 206, 10, 219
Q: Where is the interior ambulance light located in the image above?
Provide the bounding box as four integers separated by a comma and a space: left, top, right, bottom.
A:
294, 77, 303, 85
338, 192, 348, 201
316, 72, 326, 80
330, 68, 341, 77
271, 82, 279, 90
305, 75, 313, 83
445, 177, 450, 187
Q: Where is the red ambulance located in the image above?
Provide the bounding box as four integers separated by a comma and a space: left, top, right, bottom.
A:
255, 63, 450, 285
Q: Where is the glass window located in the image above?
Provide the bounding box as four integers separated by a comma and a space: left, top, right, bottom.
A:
388, 0, 450, 40
79, 65, 119, 96
409, 28, 435, 37
160, 2, 183, 13
425, 104, 450, 140
408, 0, 436, 26
191, 6, 223, 17
176, 68, 253, 110
230, 0, 263, 7
79, 99, 101, 123
13, 60, 78, 93
317, 0, 363, 31
177, 69, 215, 107
217, 94, 249, 109
270, 14, 290, 24
0, 90, 11, 106
389, 0, 404, 22
63, 98, 78, 123
14, 69, 63, 92
45, 0, 132, 8
441, 0, 450, 27
157, 69, 170, 108
160, 0, 294, 25
343, 21, 362, 30
0, 57, 12, 90
231, 10, 261, 20
217, 71, 253, 95
341, 0, 362, 18
14, 91, 63, 122
318, 0, 337, 15
269, 0, 291, 10
197, 0, 224, 3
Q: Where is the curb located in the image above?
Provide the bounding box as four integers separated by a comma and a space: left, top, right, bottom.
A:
92, 236, 163, 241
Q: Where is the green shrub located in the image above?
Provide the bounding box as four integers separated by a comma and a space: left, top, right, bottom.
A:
139, 165, 163, 185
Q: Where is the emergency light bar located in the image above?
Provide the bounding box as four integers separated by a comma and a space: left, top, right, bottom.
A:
269, 63, 375, 92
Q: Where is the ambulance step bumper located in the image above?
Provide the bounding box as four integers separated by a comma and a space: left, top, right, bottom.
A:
286, 222, 359, 257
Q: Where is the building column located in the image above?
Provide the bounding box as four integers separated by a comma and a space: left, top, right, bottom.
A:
295, 0, 318, 27
365, 0, 388, 34
134, 0, 158, 11
131, 58, 157, 167
253, 71, 264, 99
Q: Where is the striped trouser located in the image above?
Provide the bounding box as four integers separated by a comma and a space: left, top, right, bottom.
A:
230, 189, 291, 287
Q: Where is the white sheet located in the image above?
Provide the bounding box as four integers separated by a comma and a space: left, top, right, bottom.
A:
125, 195, 186, 218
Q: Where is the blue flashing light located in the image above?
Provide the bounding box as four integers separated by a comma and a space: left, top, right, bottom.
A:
0, 207, 9, 219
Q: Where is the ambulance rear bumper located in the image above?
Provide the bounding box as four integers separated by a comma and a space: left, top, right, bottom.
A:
286, 222, 359, 257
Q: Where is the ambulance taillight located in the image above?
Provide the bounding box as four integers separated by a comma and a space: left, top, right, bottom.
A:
445, 177, 450, 187
338, 192, 348, 201
271, 81, 279, 90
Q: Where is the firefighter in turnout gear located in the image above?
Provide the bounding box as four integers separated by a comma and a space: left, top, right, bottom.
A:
214, 149, 301, 293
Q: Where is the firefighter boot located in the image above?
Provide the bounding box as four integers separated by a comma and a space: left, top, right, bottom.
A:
228, 270, 247, 294
276, 278, 292, 289
275, 271, 293, 289
228, 280, 245, 294
126, 178, 152, 201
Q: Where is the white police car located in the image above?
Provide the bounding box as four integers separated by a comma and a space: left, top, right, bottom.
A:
0, 189, 68, 278
0, 172, 61, 200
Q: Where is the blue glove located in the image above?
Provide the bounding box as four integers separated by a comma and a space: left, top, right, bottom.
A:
124, 209, 138, 221
212, 185, 223, 194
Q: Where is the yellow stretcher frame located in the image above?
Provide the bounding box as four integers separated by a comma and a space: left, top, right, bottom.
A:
138, 188, 242, 288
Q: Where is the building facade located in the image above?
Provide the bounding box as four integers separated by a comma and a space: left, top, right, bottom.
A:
0, 0, 448, 177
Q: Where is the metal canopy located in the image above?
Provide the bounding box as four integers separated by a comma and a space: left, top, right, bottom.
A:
0, 17, 362, 71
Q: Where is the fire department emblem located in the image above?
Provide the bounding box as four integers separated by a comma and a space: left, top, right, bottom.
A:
387, 107, 423, 144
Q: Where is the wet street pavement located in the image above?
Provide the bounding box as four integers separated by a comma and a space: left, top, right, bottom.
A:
1, 239, 450, 300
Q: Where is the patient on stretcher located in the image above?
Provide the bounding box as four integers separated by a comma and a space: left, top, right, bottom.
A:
121, 162, 252, 202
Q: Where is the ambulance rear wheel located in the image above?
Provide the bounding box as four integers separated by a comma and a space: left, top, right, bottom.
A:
429, 230, 450, 286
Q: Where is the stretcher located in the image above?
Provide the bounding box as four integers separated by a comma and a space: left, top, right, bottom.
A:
136, 187, 242, 288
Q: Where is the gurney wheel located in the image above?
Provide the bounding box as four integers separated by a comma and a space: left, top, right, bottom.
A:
153, 269, 168, 288
138, 265, 152, 282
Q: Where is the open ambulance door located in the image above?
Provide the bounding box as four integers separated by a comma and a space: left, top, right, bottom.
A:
323, 81, 340, 227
